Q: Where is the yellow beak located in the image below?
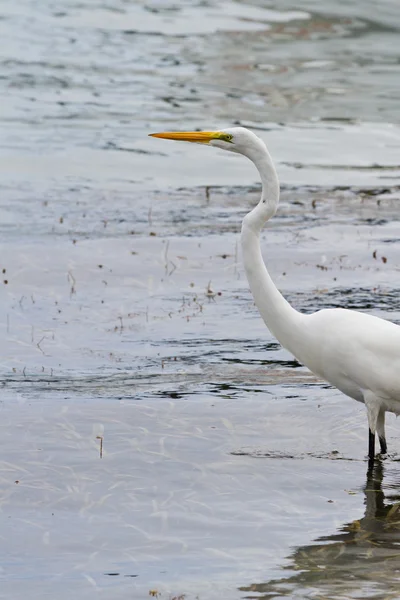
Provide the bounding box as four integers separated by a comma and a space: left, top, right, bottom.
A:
149, 131, 221, 144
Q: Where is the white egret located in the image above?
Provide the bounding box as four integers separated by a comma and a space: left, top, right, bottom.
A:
149, 127, 400, 464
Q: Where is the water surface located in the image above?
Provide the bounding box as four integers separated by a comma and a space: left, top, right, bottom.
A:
1, 1, 400, 598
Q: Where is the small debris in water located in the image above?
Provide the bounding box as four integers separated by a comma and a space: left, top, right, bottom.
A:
205, 281, 216, 300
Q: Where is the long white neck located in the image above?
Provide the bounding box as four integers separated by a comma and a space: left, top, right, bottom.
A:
241, 143, 308, 358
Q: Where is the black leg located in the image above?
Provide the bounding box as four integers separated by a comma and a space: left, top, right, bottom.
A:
379, 435, 387, 455
369, 428, 375, 464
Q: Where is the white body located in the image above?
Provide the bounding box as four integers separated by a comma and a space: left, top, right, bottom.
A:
150, 126, 400, 452
300, 309, 400, 409
218, 127, 400, 442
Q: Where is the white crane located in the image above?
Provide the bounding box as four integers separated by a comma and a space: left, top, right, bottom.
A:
150, 127, 400, 465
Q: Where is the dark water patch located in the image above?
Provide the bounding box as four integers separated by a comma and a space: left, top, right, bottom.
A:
122, 29, 163, 36
155, 338, 281, 352
1, 352, 318, 399
104, 571, 138, 577
159, 390, 185, 399
222, 357, 301, 368
231, 449, 360, 461
291, 287, 400, 313
357, 217, 389, 226
284, 161, 400, 171
206, 382, 271, 397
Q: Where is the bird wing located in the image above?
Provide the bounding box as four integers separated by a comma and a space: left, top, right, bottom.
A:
304, 308, 400, 404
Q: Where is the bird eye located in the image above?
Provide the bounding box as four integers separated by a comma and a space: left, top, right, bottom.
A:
221, 133, 233, 143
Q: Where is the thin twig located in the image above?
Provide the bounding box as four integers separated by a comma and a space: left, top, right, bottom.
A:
96, 436, 103, 458
164, 240, 170, 274
67, 270, 76, 296
36, 336, 46, 355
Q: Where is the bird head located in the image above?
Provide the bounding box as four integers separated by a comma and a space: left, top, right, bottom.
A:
149, 126, 265, 158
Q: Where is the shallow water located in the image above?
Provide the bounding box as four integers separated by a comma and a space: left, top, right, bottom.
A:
1, 0, 400, 598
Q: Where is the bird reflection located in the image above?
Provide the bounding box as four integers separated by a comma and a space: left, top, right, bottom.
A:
240, 461, 400, 599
